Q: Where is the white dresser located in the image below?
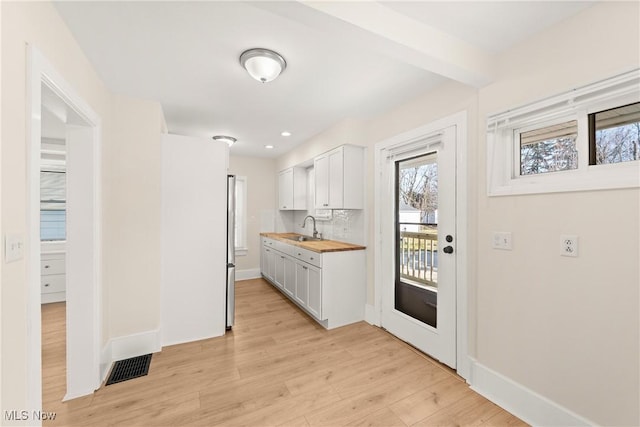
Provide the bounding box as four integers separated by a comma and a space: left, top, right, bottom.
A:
41, 252, 66, 303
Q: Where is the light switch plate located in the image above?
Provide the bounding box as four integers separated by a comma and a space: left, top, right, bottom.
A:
492, 232, 513, 250
5, 233, 25, 263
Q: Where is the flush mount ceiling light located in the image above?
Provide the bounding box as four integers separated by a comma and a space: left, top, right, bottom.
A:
212, 135, 237, 147
281, 131, 291, 137
264, 145, 274, 149
240, 48, 287, 83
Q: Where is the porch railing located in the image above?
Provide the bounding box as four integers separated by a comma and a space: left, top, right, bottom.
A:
399, 229, 438, 286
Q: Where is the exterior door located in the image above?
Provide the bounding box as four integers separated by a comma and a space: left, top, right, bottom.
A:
380, 125, 457, 368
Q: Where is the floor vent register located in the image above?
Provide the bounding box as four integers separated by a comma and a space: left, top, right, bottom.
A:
106, 354, 152, 386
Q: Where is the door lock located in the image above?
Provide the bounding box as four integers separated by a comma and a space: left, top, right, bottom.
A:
443, 246, 454, 254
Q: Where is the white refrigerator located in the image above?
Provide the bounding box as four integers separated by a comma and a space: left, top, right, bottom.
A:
160, 134, 230, 346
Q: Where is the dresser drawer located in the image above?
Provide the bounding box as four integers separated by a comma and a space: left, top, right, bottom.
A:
41, 257, 65, 275
41, 274, 65, 294
292, 247, 322, 268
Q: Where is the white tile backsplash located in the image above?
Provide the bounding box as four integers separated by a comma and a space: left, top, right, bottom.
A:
277, 209, 364, 245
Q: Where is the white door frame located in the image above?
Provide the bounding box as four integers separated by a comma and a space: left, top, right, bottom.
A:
373, 110, 470, 380
27, 46, 102, 409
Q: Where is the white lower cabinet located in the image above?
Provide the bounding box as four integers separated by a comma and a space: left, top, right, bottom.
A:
41, 252, 66, 304
261, 244, 276, 282
283, 256, 296, 297
306, 263, 322, 320
261, 237, 364, 329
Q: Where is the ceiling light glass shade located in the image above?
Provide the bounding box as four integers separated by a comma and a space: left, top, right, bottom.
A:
212, 135, 237, 147
240, 48, 286, 83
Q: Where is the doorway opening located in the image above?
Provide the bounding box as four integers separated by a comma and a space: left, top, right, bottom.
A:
28, 46, 102, 411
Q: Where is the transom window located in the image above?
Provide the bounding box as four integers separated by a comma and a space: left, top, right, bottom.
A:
487, 70, 640, 196
589, 102, 640, 165
520, 120, 578, 175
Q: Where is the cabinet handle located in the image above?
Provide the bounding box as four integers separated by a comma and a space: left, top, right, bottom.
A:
302, 266, 308, 270
282, 205, 287, 209
44, 265, 50, 269
297, 253, 301, 256
44, 283, 50, 287
281, 256, 285, 259
323, 203, 328, 207
266, 249, 270, 252
310, 257, 314, 260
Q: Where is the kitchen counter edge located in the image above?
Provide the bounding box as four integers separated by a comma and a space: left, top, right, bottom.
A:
260, 232, 366, 253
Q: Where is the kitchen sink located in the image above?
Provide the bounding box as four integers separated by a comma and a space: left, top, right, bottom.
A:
284, 235, 322, 242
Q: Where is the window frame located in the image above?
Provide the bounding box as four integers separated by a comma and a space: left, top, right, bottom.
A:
487, 70, 640, 196
234, 175, 248, 256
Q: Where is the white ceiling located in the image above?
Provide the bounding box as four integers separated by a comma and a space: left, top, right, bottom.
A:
53, 1, 595, 158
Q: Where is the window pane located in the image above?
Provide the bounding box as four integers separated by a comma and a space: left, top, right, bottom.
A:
41, 170, 66, 241
590, 102, 640, 165
520, 120, 578, 175
41, 210, 66, 241
396, 153, 438, 328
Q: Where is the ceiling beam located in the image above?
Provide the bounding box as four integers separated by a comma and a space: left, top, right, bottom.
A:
298, 1, 495, 88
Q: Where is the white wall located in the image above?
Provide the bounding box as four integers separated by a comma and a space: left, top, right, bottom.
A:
475, 3, 639, 425
273, 2, 639, 425
228, 155, 277, 276
105, 95, 163, 340
1, 1, 164, 418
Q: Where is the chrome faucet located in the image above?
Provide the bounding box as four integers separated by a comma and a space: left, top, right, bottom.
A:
301, 215, 318, 238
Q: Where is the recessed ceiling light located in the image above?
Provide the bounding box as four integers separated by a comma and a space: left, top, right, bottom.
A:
265, 145, 274, 149
212, 135, 237, 147
281, 131, 291, 137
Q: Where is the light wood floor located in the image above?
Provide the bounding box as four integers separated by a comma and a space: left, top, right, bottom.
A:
42, 278, 526, 426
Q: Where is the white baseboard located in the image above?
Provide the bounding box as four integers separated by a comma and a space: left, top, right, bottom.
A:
236, 268, 261, 281
469, 360, 594, 426
364, 303, 380, 326
101, 329, 161, 382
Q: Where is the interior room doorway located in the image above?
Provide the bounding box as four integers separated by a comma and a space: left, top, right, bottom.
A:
28, 46, 102, 411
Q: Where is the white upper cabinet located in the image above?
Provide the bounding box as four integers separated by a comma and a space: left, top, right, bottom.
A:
314, 145, 364, 210
278, 167, 307, 210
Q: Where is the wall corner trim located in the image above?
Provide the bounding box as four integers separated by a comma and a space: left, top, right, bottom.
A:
364, 303, 380, 326
236, 268, 261, 281
104, 329, 161, 371
469, 359, 595, 426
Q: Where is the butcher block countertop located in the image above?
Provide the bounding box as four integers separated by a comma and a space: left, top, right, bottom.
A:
260, 232, 366, 253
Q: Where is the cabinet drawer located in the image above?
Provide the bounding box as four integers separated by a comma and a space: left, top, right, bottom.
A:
292, 247, 322, 268
41, 258, 65, 275
274, 240, 295, 256
41, 274, 65, 293
262, 238, 276, 248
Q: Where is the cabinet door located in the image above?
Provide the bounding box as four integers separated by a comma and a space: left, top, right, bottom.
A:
328, 148, 344, 209
274, 252, 286, 289
307, 264, 323, 320
314, 154, 329, 209
278, 168, 294, 210
261, 245, 267, 277
283, 255, 296, 296
294, 262, 309, 307
264, 247, 276, 281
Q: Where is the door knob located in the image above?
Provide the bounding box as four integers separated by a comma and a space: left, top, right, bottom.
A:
443, 246, 454, 254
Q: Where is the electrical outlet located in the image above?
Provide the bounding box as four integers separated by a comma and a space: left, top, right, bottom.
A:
492, 232, 512, 250
560, 235, 578, 257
